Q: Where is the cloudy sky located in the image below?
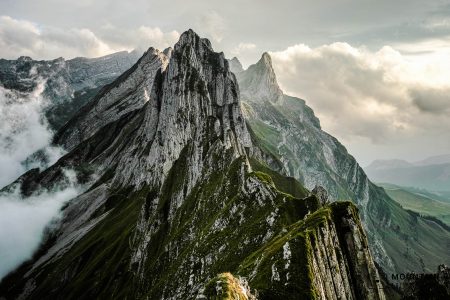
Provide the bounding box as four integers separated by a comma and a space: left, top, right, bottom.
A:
1, 0, 450, 166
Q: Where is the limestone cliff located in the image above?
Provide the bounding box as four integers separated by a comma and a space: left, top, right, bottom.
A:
0, 30, 384, 300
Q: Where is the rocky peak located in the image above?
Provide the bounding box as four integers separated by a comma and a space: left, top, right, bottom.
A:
106, 29, 252, 187
54, 46, 170, 150
175, 29, 213, 51
259, 52, 272, 66
229, 57, 244, 73
163, 47, 173, 58
237, 52, 283, 102
17, 56, 33, 62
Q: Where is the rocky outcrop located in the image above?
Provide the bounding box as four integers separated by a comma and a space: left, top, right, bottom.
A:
312, 185, 329, 206
202, 272, 257, 299
238, 53, 283, 103
54, 48, 170, 150
0, 30, 384, 300
229, 57, 244, 73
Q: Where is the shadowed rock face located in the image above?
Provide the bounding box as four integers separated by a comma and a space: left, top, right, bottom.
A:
0, 30, 384, 299
53, 48, 170, 151
235, 53, 450, 280
401, 264, 450, 299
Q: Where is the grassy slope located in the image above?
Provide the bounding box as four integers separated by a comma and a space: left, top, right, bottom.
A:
2, 136, 370, 300
367, 185, 450, 274
378, 182, 450, 204
243, 97, 353, 201
1, 138, 318, 299
381, 186, 450, 226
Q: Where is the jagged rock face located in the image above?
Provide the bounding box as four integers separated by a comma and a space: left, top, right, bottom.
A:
229, 57, 244, 73
53, 30, 252, 189
0, 51, 141, 130
104, 31, 252, 188
64, 51, 141, 92
54, 48, 170, 151
0, 51, 141, 95
0, 31, 384, 300
236, 54, 450, 279
238, 53, 283, 103
236, 54, 361, 199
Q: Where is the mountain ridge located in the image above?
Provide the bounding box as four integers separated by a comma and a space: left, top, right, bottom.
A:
234, 53, 450, 279
53, 47, 170, 151
0, 49, 141, 131
0, 30, 385, 299
366, 154, 450, 169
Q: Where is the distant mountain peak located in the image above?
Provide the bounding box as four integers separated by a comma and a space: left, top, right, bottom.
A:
260, 51, 272, 65
415, 153, 450, 166
254, 52, 275, 75
229, 57, 243, 73
365, 154, 450, 171
237, 52, 283, 102
366, 159, 413, 170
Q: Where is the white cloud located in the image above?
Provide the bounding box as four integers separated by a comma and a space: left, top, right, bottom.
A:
137, 26, 180, 49
0, 16, 116, 59
231, 42, 257, 56
424, 18, 450, 30
98, 23, 180, 52
0, 49, 83, 282
0, 170, 81, 280
0, 15, 180, 60
197, 10, 226, 43
270, 43, 450, 162
0, 79, 68, 188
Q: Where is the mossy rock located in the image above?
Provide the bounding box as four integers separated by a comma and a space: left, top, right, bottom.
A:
204, 273, 253, 300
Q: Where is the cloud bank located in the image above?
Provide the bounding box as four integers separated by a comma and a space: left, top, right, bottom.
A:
0, 69, 81, 281
270, 43, 450, 164
0, 170, 81, 280
0, 15, 180, 59
0, 83, 66, 188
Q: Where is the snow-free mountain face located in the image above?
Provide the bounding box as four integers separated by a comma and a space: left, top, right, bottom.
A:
228, 57, 244, 73
366, 159, 414, 171
233, 54, 450, 279
0, 50, 141, 131
237, 52, 283, 104
416, 154, 450, 166
0, 30, 385, 299
54, 47, 170, 151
